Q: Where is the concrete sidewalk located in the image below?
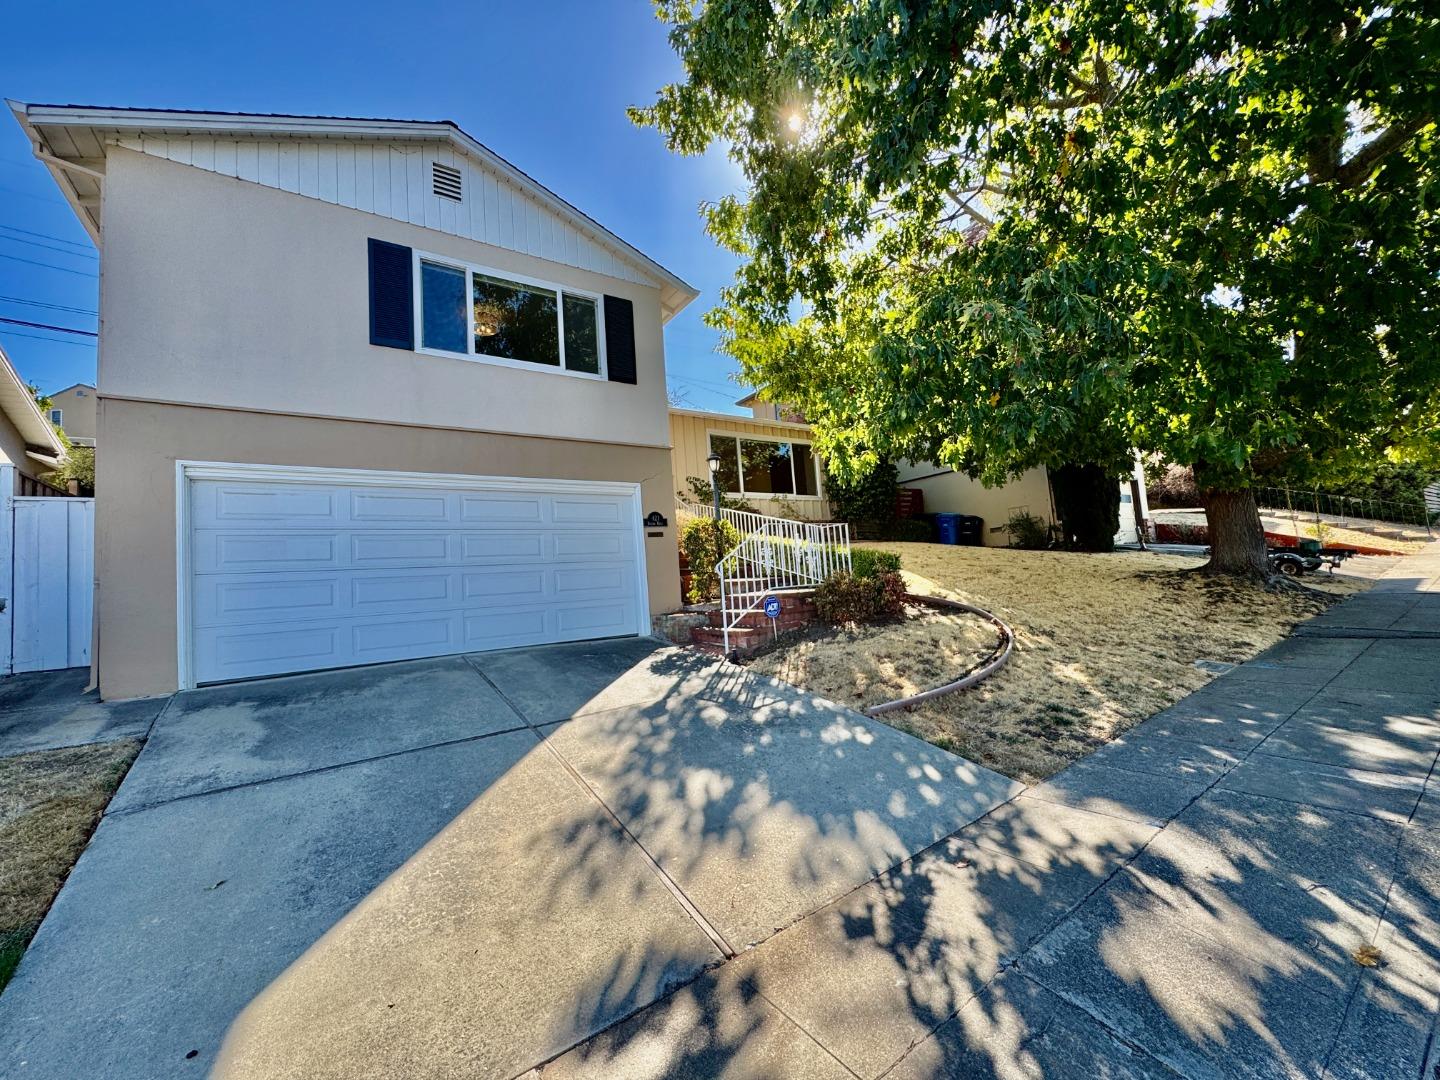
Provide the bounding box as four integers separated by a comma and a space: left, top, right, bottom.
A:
539, 546, 1440, 1079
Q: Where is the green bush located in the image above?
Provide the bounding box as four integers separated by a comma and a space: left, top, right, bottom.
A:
814, 569, 907, 624
829, 460, 899, 525
850, 548, 902, 579
681, 517, 740, 603
1007, 510, 1051, 550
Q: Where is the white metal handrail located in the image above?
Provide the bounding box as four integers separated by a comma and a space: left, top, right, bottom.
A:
678, 500, 851, 653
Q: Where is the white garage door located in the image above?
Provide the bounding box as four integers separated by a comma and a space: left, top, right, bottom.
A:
184, 468, 645, 685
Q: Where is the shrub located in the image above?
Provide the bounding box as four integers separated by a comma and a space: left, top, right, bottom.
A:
1006, 510, 1051, 550
1146, 463, 1200, 508
1050, 462, 1121, 552
814, 569, 907, 624
880, 517, 934, 542
1155, 522, 1209, 544
850, 548, 902, 579
681, 517, 740, 603
829, 460, 899, 525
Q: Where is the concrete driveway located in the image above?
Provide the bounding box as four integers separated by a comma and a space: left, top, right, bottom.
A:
0, 638, 1018, 1079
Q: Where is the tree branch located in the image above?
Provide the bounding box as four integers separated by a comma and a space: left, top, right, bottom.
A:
1334, 115, 1432, 188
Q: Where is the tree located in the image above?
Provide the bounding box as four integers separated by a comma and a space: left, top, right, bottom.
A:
635, 0, 1440, 578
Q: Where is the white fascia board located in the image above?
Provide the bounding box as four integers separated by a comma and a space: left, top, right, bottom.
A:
668, 406, 815, 434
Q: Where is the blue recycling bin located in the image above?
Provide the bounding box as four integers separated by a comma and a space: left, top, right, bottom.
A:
936, 513, 961, 545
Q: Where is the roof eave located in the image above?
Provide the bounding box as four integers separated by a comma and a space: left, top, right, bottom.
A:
8, 101, 101, 244
0, 342, 67, 456
11, 102, 699, 313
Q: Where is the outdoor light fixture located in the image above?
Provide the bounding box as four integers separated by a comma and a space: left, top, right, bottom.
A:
706, 451, 723, 514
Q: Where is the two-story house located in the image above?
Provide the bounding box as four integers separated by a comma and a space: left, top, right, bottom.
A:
14, 103, 698, 699
46, 382, 98, 446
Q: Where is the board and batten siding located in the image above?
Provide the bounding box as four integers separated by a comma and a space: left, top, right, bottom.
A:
669, 411, 833, 520
113, 135, 653, 289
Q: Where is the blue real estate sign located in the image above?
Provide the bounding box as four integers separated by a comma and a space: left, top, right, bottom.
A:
763, 595, 782, 619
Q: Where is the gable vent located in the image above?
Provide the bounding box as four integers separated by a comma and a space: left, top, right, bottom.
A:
431, 162, 463, 202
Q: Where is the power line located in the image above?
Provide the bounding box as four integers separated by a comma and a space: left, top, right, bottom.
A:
0, 224, 93, 251
0, 234, 97, 260
0, 252, 97, 277
0, 184, 66, 206
0, 316, 96, 336
0, 329, 95, 347
0, 294, 97, 316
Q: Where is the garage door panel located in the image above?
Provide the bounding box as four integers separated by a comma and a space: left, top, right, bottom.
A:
552, 565, 631, 601
194, 531, 344, 574
460, 532, 546, 562
189, 476, 643, 684
552, 497, 625, 525
351, 572, 455, 610
194, 575, 344, 628
460, 569, 547, 600
556, 603, 633, 635
352, 612, 461, 657
350, 489, 454, 523
553, 532, 629, 560
193, 484, 344, 528
196, 624, 344, 681
462, 608, 551, 650
350, 532, 454, 566
460, 494, 547, 524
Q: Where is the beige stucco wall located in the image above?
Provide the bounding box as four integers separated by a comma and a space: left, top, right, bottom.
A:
669, 410, 832, 520
99, 148, 672, 448
50, 385, 97, 443
0, 405, 31, 493
896, 463, 1055, 546
96, 398, 682, 700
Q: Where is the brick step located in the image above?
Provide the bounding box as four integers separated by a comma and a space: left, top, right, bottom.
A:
706, 606, 817, 630
691, 625, 762, 645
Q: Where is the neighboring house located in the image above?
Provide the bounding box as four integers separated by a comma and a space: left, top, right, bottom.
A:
47, 382, 98, 446
15, 102, 698, 699
898, 459, 1151, 547
733, 390, 807, 425
896, 461, 1056, 546
669, 393, 832, 520
0, 343, 67, 494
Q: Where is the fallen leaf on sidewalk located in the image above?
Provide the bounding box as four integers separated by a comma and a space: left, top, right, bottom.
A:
1353, 944, 1382, 967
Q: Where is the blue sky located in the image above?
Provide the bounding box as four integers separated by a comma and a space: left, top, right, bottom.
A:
0, 0, 751, 412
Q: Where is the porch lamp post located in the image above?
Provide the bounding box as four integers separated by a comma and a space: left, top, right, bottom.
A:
706, 451, 723, 515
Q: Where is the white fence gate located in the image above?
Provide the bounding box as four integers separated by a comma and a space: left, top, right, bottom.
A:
2, 481, 94, 675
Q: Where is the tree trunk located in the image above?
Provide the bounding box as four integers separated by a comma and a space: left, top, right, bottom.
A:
1200, 488, 1270, 579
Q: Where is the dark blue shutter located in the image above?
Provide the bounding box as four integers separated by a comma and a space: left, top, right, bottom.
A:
368, 238, 414, 349
604, 295, 637, 384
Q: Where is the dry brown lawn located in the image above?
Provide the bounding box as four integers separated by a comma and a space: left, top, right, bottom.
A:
749, 604, 1001, 710
0, 739, 140, 989
749, 544, 1375, 783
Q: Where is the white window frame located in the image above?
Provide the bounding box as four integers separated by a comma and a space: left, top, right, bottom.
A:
412, 249, 608, 381
50, 408, 62, 425
708, 430, 823, 500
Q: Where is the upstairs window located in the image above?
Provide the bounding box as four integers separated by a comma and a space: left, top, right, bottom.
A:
50, 408, 63, 425
417, 253, 605, 378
